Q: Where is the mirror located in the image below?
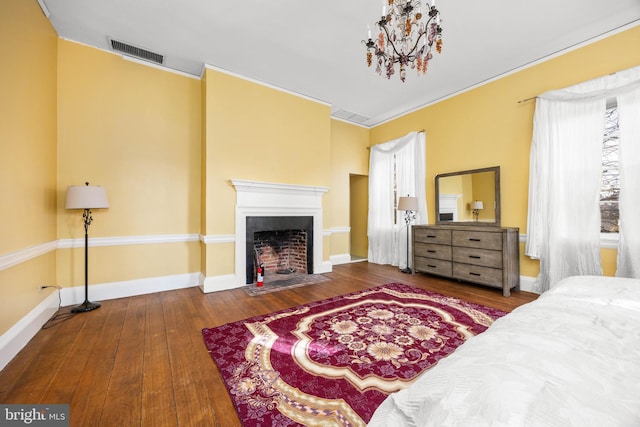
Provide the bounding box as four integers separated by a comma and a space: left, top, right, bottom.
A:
435, 166, 500, 226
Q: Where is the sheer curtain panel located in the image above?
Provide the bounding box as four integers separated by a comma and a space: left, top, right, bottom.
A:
616, 86, 640, 278
368, 132, 427, 269
526, 65, 640, 292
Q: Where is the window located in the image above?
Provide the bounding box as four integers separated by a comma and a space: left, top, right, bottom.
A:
600, 104, 619, 233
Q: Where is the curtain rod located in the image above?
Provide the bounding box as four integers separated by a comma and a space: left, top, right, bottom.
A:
366, 130, 425, 149
517, 96, 537, 104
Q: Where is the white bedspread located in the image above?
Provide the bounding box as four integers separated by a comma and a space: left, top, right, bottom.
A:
368, 276, 640, 427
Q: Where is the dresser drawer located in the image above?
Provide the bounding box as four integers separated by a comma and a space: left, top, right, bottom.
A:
415, 257, 452, 277
452, 230, 502, 250
414, 242, 452, 261
452, 263, 503, 287
414, 227, 451, 245
452, 246, 502, 269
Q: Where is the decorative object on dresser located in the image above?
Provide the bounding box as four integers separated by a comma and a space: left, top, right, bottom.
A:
397, 195, 419, 274
412, 224, 520, 297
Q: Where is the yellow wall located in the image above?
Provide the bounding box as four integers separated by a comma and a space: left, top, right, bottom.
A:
371, 26, 640, 278
0, 0, 58, 335
56, 40, 202, 286
202, 67, 333, 279
349, 174, 369, 257
329, 120, 370, 257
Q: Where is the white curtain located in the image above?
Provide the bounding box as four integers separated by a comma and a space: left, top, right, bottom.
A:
368, 131, 427, 269
526, 65, 640, 292
616, 86, 640, 278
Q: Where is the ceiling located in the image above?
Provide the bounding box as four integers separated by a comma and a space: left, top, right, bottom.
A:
39, 0, 640, 127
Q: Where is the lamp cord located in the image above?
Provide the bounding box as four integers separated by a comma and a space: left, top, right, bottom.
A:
41, 287, 74, 329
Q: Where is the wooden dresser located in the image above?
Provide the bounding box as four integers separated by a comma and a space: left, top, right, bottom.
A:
412, 224, 520, 296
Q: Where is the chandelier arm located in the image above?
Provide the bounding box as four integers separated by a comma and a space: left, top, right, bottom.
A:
380, 23, 404, 61
412, 12, 439, 54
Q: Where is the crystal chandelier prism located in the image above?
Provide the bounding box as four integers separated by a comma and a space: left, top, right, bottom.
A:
364, 0, 443, 82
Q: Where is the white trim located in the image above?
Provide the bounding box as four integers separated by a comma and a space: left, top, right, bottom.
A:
57, 234, 200, 249
0, 241, 58, 272
0, 291, 59, 371
0, 272, 199, 371
201, 234, 235, 244
37, 0, 50, 17
330, 116, 370, 129
330, 253, 352, 265
329, 227, 351, 234
120, 55, 200, 79
519, 275, 539, 294
200, 274, 244, 293
519, 232, 619, 249
204, 64, 331, 107
61, 272, 200, 306
599, 232, 620, 249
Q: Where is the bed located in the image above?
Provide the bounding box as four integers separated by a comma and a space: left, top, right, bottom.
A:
367, 275, 640, 427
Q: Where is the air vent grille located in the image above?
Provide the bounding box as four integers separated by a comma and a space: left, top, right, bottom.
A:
109, 39, 164, 65
332, 109, 370, 125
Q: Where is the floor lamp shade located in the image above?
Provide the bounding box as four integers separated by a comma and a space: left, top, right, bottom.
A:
398, 196, 419, 212
65, 183, 109, 313
65, 184, 109, 209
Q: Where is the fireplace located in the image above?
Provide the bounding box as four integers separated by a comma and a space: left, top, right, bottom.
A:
214, 179, 331, 292
246, 216, 313, 284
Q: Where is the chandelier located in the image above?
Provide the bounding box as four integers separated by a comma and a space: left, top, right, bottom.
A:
364, 0, 443, 82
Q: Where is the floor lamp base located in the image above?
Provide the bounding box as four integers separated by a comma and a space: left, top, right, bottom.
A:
71, 300, 101, 313
400, 267, 412, 274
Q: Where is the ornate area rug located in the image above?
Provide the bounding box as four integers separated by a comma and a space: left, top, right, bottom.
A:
202, 283, 506, 426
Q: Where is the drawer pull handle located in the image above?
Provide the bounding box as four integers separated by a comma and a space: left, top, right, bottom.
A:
427, 235, 437, 238
469, 255, 481, 259
427, 264, 437, 268
469, 238, 481, 242
469, 272, 481, 276
427, 250, 436, 253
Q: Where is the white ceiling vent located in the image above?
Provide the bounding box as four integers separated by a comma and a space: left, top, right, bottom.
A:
109, 38, 164, 65
332, 110, 370, 125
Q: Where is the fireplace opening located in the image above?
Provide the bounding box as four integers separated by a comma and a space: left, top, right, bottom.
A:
254, 229, 307, 278
246, 216, 313, 284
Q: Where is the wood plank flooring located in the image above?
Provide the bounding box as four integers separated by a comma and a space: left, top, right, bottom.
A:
0, 262, 538, 426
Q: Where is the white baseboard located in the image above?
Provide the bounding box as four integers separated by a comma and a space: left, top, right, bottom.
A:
329, 253, 352, 266
0, 272, 200, 372
200, 274, 244, 293
316, 260, 333, 274
0, 292, 59, 371
519, 275, 539, 294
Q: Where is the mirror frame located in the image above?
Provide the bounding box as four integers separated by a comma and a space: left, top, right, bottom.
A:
435, 166, 501, 227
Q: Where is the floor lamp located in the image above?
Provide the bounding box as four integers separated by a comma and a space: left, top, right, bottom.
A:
398, 196, 418, 274
65, 182, 109, 313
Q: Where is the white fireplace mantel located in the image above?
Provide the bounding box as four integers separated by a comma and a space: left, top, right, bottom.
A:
227, 179, 331, 290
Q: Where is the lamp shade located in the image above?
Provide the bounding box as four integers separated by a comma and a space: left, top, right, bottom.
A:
65, 184, 109, 209
398, 196, 419, 211
472, 200, 484, 210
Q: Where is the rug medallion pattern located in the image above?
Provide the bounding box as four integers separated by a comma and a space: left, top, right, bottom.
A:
202, 283, 506, 426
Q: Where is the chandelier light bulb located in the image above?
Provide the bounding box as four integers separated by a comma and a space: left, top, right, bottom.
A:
363, 0, 443, 82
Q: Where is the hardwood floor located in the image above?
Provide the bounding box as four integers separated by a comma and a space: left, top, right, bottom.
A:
0, 262, 538, 426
